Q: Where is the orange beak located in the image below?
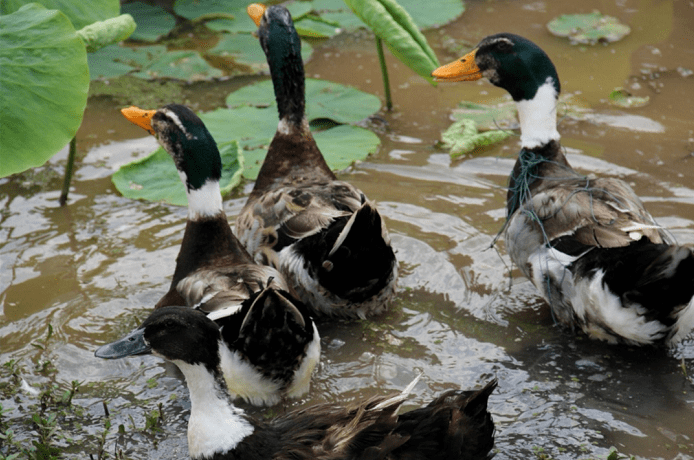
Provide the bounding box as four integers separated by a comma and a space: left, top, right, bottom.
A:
247, 3, 266, 27
432, 48, 483, 82
121, 106, 157, 135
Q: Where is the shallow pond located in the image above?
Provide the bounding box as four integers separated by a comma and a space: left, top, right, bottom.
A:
1, 0, 694, 458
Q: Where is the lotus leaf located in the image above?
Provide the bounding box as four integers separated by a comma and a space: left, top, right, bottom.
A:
226, 78, 381, 124
0, 4, 89, 177
175, 0, 256, 33
0, 0, 119, 29
547, 12, 631, 44
132, 50, 223, 81
87, 44, 167, 80
121, 1, 176, 41
209, 33, 313, 71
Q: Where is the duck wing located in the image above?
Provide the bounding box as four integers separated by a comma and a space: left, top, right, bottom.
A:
237, 181, 364, 262
176, 263, 288, 315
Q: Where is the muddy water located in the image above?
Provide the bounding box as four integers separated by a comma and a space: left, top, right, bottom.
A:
1, 0, 694, 458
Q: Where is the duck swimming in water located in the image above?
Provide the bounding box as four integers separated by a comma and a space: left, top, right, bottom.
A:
433, 33, 694, 346
95, 306, 497, 460
235, 4, 398, 319
121, 104, 320, 405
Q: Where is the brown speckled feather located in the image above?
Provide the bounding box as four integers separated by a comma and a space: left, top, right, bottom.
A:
223, 379, 497, 460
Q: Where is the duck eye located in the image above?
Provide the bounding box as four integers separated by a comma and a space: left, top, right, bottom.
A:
497, 40, 513, 52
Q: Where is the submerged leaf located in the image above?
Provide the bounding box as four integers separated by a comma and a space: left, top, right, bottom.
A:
547, 11, 630, 44
441, 119, 511, 158
0, 4, 89, 177
112, 141, 243, 205
608, 88, 649, 108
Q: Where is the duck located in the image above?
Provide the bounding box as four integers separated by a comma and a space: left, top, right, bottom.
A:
432, 33, 694, 346
234, 4, 398, 319
95, 305, 497, 460
120, 104, 320, 405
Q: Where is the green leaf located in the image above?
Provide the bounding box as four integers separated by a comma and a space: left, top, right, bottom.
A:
0, 4, 88, 177
314, 124, 381, 170
608, 88, 649, 108
441, 119, 511, 158
112, 140, 243, 205
239, 124, 379, 180
396, 0, 464, 29
286, 2, 316, 21
87, 44, 166, 80
209, 33, 313, 73
294, 16, 341, 38
76, 14, 136, 53
547, 11, 631, 44
343, 0, 440, 81
0, 0, 120, 30
120, 1, 176, 42
222, 78, 381, 178
226, 78, 381, 124
174, 0, 254, 33
292, 0, 465, 34
132, 50, 223, 81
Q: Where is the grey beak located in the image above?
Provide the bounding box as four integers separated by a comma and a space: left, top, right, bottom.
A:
95, 327, 151, 359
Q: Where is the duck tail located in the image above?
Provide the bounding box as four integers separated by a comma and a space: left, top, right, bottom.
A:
636, 244, 694, 344
392, 379, 497, 460
574, 239, 694, 344
318, 201, 397, 303
450, 379, 497, 460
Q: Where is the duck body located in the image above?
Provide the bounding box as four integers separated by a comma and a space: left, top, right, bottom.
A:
236, 5, 397, 319
121, 105, 320, 405
433, 33, 694, 346
95, 306, 497, 460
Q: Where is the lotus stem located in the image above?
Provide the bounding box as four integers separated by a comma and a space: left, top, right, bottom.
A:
375, 37, 392, 111
59, 136, 77, 206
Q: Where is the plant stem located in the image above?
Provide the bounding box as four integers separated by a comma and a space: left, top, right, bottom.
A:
375, 37, 392, 111
59, 137, 77, 206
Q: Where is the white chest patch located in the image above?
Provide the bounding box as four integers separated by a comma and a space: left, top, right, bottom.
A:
187, 181, 223, 220
516, 79, 561, 149
175, 359, 254, 459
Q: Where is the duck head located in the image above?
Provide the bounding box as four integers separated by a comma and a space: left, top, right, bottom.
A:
95, 306, 222, 370
122, 104, 222, 192
433, 33, 561, 149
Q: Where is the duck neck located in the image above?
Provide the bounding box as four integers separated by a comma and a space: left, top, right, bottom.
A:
266, 23, 306, 129
515, 78, 560, 150
174, 354, 254, 460
171, 184, 254, 288
183, 172, 224, 221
